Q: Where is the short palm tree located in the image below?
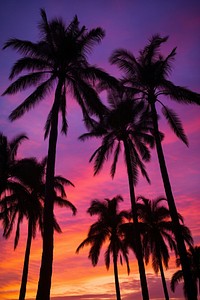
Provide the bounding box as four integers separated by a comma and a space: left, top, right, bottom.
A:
76, 195, 130, 300
137, 196, 193, 300
79, 89, 156, 300
0, 157, 76, 300
110, 34, 200, 299
171, 245, 200, 298
2, 9, 116, 299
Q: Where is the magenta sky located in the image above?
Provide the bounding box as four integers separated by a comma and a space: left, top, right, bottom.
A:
0, 1, 200, 299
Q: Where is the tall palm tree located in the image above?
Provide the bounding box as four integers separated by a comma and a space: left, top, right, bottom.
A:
110, 34, 200, 299
171, 245, 200, 298
2, 9, 116, 299
137, 196, 193, 300
76, 195, 130, 300
0, 157, 76, 300
79, 89, 157, 300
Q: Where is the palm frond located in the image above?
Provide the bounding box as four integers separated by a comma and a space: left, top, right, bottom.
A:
54, 197, 77, 215
9, 57, 50, 80
2, 72, 47, 96
161, 105, 188, 146
104, 245, 111, 270
44, 108, 53, 139
76, 235, 97, 253
162, 80, 200, 105
9, 78, 54, 121
170, 270, 183, 292
60, 86, 68, 135
3, 38, 40, 57
14, 214, 23, 249
80, 28, 105, 55
53, 215, 62, 233
110, 141, 121, 178
110, 49, 139, 77
10, 134, 28, 160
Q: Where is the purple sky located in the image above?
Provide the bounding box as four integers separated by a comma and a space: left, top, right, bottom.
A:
0, 1, 200, 299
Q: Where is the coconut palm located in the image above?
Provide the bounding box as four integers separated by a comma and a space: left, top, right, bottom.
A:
76, 195, 130, 300
0, 157, 76, 300
2, 9, 116, 299
137, 196, 193, 300
110, 34, 200, 299
79, 89, 157, 300
171, 245, 200, 298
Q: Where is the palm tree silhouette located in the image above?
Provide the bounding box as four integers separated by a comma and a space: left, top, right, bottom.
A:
79, 89, 157, 300
137, 196, 193, 300
0, 157, 76, 300
171, 245, 200, 298
76, 195, 130, 300
110, 34, 200, 299
2, 9, 115, 299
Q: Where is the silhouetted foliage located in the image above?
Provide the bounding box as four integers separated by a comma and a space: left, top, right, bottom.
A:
76, 195, 130, 300
3, 9, 116, 299
171, 246, 200, 298
110, 34, 200, 300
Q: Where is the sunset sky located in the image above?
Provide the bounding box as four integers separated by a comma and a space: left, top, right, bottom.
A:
0, 1, 200, 299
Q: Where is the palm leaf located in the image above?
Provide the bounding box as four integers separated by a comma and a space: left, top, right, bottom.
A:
54, 197, 77, 215
80, 28, 105, 55
2, 72, 46, 96
3, 38, 40, 56
162, 80, 200, 105
9, 134, 28, 160
161, 105, 188, 146
60, 86, 68, 135
9, 57, 51, 80
110, 142, 121, 178
171, 270, 183, 292
9, 77, 54, 121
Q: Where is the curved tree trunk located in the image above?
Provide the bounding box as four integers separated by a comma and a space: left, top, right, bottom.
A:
36, 79, 63, 300
151, 101, 197, 300
113, 250, 121, 300
19, 219, 32, 300
124, 140, 149, 300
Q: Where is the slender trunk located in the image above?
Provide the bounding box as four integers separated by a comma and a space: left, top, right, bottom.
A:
18, 220, 32, 300
156, 247, 169, 300
123, 139, 149, 300
151, 101, 197, 300
36, 79, 63, 300
113, 249, 121, 300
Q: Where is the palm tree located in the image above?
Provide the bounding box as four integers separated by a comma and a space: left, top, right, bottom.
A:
0, 157, 76, 300
171, 245, 200, 298
76, 195, 130, 300
2, 9, 116, 299
110, 34, 200, 299
137, 196, 193, 300
79, 89, 157, 300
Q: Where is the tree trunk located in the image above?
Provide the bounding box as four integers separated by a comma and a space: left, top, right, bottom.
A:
123, 139, 149, 300
36, 79, 63, 300
156, 248, 169, 300
19, 220, 32, 300
151, 101, 197, 300
113, 250, 121, 300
